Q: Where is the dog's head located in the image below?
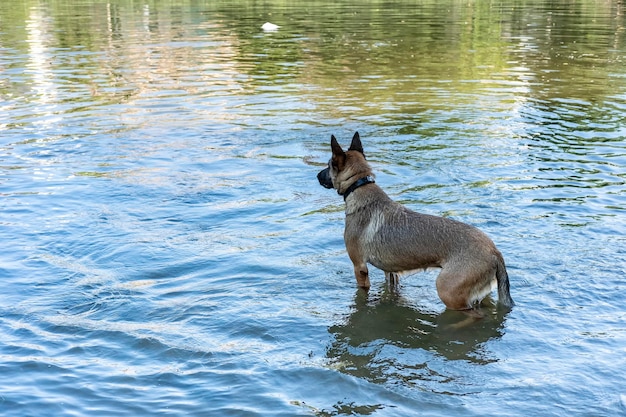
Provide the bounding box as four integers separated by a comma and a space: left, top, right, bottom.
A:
317, 132, 371, 195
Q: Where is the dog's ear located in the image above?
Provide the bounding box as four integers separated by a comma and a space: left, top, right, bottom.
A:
330, 135, 346, 169
348, 131, 364, 156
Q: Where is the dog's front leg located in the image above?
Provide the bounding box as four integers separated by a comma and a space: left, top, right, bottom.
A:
346, 237, 370, 289
385, 271, 400, 292
353, 263, 370, 290
348, 251, 370, 289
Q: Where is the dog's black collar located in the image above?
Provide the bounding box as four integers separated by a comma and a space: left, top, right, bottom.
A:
341, 176, 375, 201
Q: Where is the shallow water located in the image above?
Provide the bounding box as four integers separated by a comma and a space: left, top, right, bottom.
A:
1, 0, 626, 415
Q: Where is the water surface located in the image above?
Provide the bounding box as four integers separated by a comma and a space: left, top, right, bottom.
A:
1, 1, 626, 416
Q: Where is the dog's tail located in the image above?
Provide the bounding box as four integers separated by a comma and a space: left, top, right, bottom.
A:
495, 253, 515, 309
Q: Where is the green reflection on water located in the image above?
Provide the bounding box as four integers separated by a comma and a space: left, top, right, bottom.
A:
2, 0, 624, 104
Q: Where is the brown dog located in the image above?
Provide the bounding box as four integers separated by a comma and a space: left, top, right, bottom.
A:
317, 132, 514, 310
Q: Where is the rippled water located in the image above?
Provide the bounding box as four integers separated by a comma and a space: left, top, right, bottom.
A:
1, 1, 626, 416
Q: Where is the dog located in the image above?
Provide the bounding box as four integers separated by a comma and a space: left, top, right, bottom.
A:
317, 132, 514, 311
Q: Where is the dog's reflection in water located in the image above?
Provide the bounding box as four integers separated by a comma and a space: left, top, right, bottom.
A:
326, 284, 510, 384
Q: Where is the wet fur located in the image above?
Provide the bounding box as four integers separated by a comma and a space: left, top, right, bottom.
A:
318, 132, 514, 311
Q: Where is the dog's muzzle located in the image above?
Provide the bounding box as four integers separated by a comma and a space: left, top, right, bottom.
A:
317, 167, 334, 189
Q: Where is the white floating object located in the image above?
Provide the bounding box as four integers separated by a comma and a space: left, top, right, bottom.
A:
262, 22, 279, 31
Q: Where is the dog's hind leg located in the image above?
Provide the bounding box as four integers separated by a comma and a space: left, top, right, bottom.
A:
435, 268, 476, 311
